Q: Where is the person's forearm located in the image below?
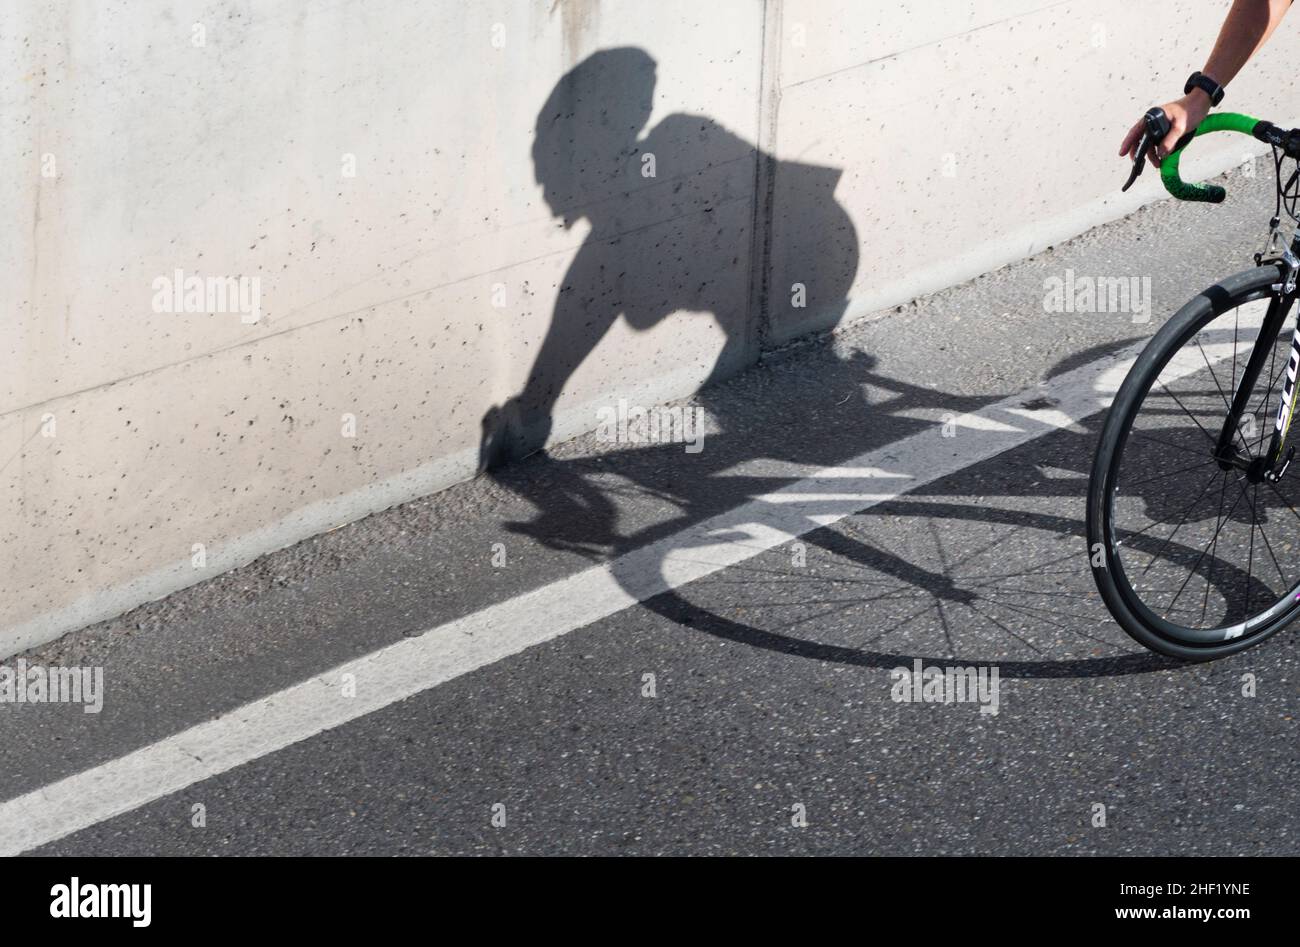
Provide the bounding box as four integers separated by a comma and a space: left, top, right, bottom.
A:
1121, 0, 1292, 161
1200, 0, 1291, 91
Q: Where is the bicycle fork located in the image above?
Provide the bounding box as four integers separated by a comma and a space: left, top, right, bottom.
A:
1216, 288, 1300, 482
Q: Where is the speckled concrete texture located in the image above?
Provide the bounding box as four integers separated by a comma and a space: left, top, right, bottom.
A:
6, 0, 1300, 657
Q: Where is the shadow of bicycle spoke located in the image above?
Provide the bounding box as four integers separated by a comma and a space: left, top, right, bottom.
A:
642, 498, 1182, 680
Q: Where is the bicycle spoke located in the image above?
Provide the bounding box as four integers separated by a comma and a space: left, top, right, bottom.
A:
1156, 380, 1220, 449
1165, 480, 1245, 615
1140, 467, 1225, 576
1123, 457, 1223, 488
1226, 472, 1288, 586
1194, 336, 1232, 414
1245, 479, 1257, 623
1200, 474, 1229, 625
1264, 478, 1300, 526
1232, 307, 1238, 395
1129, 429, 1215, 458
1253, 333, 1284, 453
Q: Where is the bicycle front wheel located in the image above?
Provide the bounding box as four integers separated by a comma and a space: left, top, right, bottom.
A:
1088, 262, 1300, 660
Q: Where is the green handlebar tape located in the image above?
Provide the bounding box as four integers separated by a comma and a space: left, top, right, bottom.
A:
1159, 111, 1261, 203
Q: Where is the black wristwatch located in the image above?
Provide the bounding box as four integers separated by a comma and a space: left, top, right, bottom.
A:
1185, 71, 1225, 106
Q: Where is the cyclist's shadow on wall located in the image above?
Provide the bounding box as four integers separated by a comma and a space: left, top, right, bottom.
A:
479, 46, 858, 472
475, 47, 1175, 678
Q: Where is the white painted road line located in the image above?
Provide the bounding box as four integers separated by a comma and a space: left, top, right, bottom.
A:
0, 339, 1169, 855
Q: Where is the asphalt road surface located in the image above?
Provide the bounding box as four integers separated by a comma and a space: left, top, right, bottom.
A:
2, 166, 1297, 856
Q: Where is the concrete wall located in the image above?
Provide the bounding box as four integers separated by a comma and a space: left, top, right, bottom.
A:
3, 0, 1298, 654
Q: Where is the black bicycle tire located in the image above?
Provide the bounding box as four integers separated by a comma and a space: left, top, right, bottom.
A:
1087, 261, 1299, 660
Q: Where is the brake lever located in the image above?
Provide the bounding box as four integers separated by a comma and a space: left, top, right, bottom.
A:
1122, 130, 1152, 192
1122, 107, 1173, 192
